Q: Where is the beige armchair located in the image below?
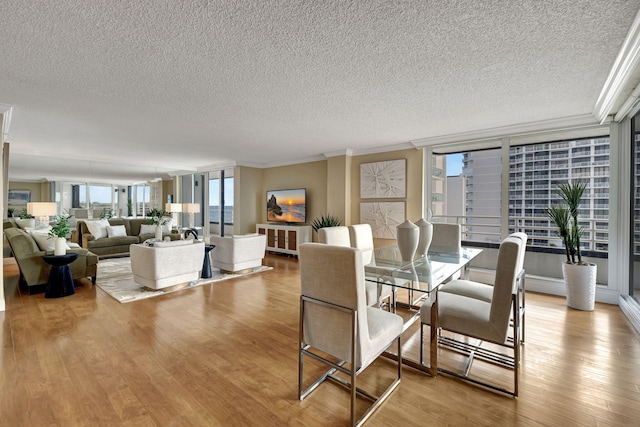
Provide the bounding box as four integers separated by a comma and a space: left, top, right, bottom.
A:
208, 234, 266, 273
299, 243, 403, 426
130, 240, 204, 289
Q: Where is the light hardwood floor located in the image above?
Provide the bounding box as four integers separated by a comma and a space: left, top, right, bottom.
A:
1, 254, 639, 426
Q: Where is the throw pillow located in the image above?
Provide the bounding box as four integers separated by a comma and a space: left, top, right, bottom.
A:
14, 218, 36, 229
85, 219, 110, 239
30, 233, 71, 252
139, 224, 157, 235
106, 225, 127, 238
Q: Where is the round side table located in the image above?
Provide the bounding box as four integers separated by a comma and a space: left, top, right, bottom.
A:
201, 244, 215, 279
42, 253, 79, 298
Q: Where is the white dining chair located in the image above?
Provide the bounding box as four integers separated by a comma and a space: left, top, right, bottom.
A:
299, 243, 403, 426
419, 234, 526, 396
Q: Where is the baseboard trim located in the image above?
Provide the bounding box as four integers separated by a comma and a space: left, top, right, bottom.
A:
468, 268, 620, 305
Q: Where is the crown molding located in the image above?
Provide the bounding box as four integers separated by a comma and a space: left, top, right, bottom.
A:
195, 161, 236, 172
593, 9, 640, 121
349, 142, 418, 157
410, 114, 599, 147
323, 149, 353, 158
0, 103, 13, 141
237, 154, 328, 169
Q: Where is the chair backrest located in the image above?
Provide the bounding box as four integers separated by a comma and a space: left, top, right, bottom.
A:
509, 232, 528, 279
489, 235, 526, 339
348, 224, 374, 264
299, 243, 368, 365
318, 226, 351, 246
430, 223, 461, 255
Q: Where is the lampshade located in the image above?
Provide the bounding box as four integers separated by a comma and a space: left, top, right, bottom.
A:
165, 203, 183, 213
183, 203, 200, 214
27, 202, 57, 217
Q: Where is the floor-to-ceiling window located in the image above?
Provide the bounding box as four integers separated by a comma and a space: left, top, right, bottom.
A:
631, 113, 640, 304
429, 132, 610, 285
432, 148, 502, 244
208, 168, 234, 236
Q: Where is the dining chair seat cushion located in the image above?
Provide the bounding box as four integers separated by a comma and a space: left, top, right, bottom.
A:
420, 292, 506, 343
439, 279, 493, 302
364, 306, 404, 366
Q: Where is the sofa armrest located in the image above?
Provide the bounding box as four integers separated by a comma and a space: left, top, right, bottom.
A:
82, 234, 96, 248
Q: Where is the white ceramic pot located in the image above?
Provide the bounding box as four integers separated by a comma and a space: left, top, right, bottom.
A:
414, 218, 433, 257
562, 262, 597, 311
396, 220, 419, 261
54, 237, 67, 256
155, 225, 163, 241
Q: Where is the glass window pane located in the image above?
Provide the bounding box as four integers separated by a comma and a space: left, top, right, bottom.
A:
224, 177, 234, 224
209, 178, 220, 224
509, 137, 610, 254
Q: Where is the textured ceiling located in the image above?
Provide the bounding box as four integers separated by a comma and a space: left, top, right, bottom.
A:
1, 0, 639, 184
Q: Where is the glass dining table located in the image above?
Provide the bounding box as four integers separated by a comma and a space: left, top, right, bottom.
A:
364, 245, 483, 376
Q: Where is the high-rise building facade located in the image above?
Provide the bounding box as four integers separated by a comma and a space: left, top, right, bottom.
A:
455, 137, 610, 253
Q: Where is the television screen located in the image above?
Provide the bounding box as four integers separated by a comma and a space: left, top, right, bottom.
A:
267, 188, 306, 223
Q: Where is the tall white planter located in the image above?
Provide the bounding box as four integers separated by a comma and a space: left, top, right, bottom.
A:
563, 262, 597, 311
155, 225, 163, 241
54, 237, 67, 256
396, 220, 419, 261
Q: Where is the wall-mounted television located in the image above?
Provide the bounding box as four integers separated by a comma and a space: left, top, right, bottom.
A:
267, 188, 306, 224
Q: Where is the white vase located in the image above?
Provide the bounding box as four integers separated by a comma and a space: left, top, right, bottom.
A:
415, 218, 433, 257
563, 262, 597, 311
54, 237, 67, 256
396, 220, 419, 262
155, 225, 163, 241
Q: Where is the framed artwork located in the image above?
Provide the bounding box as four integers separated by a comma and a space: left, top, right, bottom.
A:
360, 159, 406, 198
360, 202, 405, 239
8, 190, 31, 205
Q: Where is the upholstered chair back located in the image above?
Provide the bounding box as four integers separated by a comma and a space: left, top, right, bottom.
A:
299, 243, 369, 366
348, 224, 375, 265
318, 226, 351, 246
489, 235, 526, 340
430, 223, 462, 255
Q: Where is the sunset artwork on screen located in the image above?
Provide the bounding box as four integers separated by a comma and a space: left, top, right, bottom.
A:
267, 188, 306, 223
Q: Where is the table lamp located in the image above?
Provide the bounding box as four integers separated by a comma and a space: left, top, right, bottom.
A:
27, 202, 57, 228
165, 203, 183, 229
183, 203, 200, 228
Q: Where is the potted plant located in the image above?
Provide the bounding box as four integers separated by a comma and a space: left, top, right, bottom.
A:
48, 214, 72, 256
147, 208, 169, 240
310, 213, 341, 233
7, 207, 15, 217
545, 181, 597, 311
15, 208, 36, 229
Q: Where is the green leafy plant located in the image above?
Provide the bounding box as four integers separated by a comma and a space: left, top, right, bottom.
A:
545, 180, 587, 264
127, 199, 133, 217
99, 208, 113, 219
17, 208, 34, 219
146, 208, 169, 226
311, 213, 341, 232
7, 207, 15, 217
48, 214, 73, 238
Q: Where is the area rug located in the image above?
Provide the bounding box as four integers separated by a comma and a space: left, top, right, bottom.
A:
95, 257, 272, 303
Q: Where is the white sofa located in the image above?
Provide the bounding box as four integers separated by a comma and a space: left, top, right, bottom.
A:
130, 239, 205, 289
209, 234, 267, 272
